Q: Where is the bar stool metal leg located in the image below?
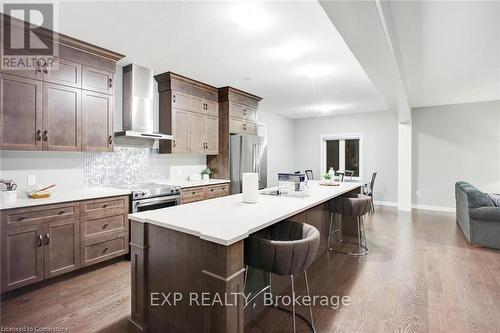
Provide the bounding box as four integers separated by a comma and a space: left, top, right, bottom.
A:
347, 216, 368, 257
304, 270, 316, 333
291, 275, 296, 333
327, 212, 334, 250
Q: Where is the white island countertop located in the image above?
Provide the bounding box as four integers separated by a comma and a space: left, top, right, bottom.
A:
0, 187, 131, 210
128, 181, 363, 246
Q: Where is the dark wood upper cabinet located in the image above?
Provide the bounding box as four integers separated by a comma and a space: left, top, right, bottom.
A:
155, 72, 219, 155
43, 58, 82, 88
0, 16, 124, 152
82, 91, 113, 152
42, 83, 81, 151
0, 224, 44, 292
43, 219, 80, 278
0, 74, 43, 151
82, 66, 114, 95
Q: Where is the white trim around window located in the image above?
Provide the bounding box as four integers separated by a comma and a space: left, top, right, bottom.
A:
319, 133, 364, 181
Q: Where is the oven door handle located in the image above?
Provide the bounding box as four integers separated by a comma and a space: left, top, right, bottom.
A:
134, 195, 180, 208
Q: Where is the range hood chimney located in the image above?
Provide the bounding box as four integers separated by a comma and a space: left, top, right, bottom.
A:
114, 64, 173, 140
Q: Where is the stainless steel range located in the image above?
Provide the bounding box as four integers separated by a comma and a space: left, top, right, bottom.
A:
116, 183, 181, 213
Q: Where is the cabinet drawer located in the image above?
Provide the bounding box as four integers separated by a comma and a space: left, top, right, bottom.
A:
229, 102, 257, 120
83, 234, 128, 266
230, 117, 243, 134
81, 196, 128, 219
1, 202, 78, 230
205, 184, 230, 199
171, 91, 190, 110
181, 187, 206, 204
44, 58, 82, 88
205, 100, 218, 116
83, 66, 113, 95
83, 214, 127, 238
243, 121, 257, 135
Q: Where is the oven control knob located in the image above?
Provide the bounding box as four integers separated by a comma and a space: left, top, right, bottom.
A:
142, 191, 147, 196
134, 192, 139, 198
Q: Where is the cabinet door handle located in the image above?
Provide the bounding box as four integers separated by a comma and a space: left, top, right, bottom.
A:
103, 203, 109, 208
108, 78, 113, 88
192, 192, 196, 195
38, 234, 43, 247
173, 140, 176, 148
210, 189, 214, 192
58, 210, 65, 215
18, 215, 27, 221
42, 130, 48, 141
43, 66, 48, 74
102, 247, 109, 253
35, 130, 42, 141
173, 94, 176, 103
108, 135, 113, 145
44, 233, 50, 245
102, 223, 109, 229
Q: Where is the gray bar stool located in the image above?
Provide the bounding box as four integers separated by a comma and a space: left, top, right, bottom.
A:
327, 193, 371, 256
244, 220, 320, 333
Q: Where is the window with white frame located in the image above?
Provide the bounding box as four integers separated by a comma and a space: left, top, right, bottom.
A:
320, 134, 363, 179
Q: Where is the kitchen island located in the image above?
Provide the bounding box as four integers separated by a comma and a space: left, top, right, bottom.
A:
128, 181, 362, 332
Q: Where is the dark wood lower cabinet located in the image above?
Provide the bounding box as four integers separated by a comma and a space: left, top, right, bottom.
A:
0, 224, 44, 292
0, 195, 129, 293
43, 219, 80, 278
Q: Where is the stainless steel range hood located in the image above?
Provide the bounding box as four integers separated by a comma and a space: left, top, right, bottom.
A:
114, 64, 173, 140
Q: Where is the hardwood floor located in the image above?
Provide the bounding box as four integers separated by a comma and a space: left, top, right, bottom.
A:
1, 207, 499, 333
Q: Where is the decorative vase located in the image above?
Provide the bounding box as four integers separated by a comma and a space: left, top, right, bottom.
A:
202, 174, 209, 181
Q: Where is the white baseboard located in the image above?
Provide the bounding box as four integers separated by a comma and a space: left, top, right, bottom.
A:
374, 201, 456, 213
374, 200, 398, 207
411, 204, 456, 213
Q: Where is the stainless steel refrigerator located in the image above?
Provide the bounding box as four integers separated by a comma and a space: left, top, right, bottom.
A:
230, 134, 267, 194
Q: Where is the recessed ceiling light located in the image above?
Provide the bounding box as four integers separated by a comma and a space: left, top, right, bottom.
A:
296, 64, 335, 79
268, 39, 313, 60
228, 3, 270, 32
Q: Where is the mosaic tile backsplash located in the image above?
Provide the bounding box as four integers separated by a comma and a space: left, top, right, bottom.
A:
84, 146, 172, 187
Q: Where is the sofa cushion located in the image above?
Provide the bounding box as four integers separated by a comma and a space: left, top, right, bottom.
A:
488, 194, 500, 207
462, 186, 495, 208
469, 206, 500, 222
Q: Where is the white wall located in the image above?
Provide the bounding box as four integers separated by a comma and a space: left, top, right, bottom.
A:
0, 151, 85, 191
412, 100, 500, 209
258, 110, 296, 187
294, 111, 399, 203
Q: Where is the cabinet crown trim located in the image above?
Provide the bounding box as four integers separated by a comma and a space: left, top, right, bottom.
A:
218, 86, 262, 102
1, 14, 125, 62
154, 71, 218, 93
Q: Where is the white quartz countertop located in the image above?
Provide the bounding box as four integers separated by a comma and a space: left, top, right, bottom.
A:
172, 179, 230, 189
128, 181, 362, 246
0, 187, 131, 210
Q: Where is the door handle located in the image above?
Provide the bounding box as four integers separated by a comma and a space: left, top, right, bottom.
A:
173, 94, 176, 103
35, 130, 42, 141
42, 130, 48, 142
108, 135, 113, 145
38, 234, 43, 247
108, 78, 113, 88
173, 140, 176, 148
44, 233, 50, 245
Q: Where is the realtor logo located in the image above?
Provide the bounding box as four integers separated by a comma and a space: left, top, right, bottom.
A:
1, 3, 58, 70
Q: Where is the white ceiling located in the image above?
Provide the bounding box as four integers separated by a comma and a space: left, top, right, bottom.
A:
57, 1, 388, 119
389, 0, 500, 108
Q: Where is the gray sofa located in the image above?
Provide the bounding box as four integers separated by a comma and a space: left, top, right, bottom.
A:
455, 181, 500, 249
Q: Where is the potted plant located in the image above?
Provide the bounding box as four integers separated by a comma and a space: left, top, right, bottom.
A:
322, 172, 333, 184
201, 168, 211, 181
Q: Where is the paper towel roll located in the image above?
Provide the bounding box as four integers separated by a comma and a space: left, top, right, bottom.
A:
242, 173, 259, 203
